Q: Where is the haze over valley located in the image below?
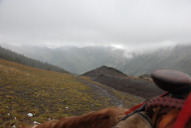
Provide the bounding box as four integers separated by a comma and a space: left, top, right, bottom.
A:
1, 0, 191, 75
1, 43, 191, 76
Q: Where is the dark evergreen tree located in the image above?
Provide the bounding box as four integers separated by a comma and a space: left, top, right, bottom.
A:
0, 46, 68, 73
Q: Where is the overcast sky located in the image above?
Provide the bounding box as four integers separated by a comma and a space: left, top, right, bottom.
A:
0, 0, 191, 50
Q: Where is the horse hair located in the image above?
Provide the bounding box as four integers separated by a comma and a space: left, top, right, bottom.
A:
22, 107, 126, 128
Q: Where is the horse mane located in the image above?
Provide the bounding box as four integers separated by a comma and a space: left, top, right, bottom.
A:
21, 106, 191, 128
23, 107, 126, 128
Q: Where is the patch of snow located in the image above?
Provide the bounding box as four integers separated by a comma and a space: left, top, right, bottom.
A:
27, 113, 33, 117
33, 121, 40, 124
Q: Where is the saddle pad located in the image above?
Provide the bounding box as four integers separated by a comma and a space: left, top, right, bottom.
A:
114, 112, 152, 128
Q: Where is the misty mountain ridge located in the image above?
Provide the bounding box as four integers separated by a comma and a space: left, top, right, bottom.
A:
2, 44, 128, 74
120, 44, 191, 75
1, 43, 191, 75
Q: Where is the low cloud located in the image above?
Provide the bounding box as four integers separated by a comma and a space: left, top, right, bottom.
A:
0, 0, 191, 49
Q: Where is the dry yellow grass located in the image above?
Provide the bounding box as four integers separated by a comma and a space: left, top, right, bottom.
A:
0, 59, 143, 128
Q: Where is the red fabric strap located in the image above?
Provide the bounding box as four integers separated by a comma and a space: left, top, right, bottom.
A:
173, 92, 191, 128
125, 102, 145, 115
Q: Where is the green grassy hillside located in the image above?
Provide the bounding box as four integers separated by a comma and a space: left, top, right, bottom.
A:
0, 59, 143, 128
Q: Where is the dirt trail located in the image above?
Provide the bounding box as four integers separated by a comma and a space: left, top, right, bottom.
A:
76, 77, 125, 106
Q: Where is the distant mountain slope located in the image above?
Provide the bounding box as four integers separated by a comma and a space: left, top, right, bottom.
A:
3, 45, 128, 74
0, 59, 142, 127
83, 66, 164, 98
0, 45, 68, 73
120, 45, 191, 75
2, 44, 191, 76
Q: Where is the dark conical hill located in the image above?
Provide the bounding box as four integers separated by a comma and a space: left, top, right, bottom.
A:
83, 66, 127, 78
83, 66, 164, 98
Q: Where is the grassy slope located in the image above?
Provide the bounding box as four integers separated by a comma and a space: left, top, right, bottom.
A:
80, 76, 144, 108
0, 59, 142, 127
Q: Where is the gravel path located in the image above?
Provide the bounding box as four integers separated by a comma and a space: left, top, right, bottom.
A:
76, 78, 125, 106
